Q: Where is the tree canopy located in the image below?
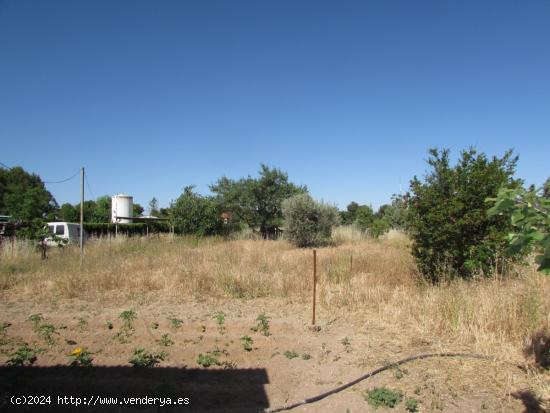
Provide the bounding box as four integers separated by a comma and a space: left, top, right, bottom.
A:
408, 148, 521, 282
170, 186, 222, 236
0, 166, 57, 220
210, 164, 306, 238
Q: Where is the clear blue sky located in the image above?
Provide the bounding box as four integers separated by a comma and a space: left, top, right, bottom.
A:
1, 0, 549, 211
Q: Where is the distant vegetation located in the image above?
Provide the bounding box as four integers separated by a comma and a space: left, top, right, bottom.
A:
1, 148, 549, 279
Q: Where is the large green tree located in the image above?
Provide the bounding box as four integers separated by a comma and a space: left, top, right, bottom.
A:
0, 166, 57, 220
170, 186, 222, 236
59, 203, 79, 222
408, 148, 521, 283
210, 164, 306, 238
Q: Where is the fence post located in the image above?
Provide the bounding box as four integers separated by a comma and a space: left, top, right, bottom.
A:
312, 249, 317, 325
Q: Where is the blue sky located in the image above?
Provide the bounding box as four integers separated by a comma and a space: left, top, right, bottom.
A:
1, 0, 549, 211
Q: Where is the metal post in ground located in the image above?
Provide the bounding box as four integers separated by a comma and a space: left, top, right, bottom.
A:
312, 249, 317, 325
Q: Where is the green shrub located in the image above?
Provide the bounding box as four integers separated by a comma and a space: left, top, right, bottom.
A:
282, 194, 340, 247
369, 218, 390, 238
408, 148, 521, 283
364, 387, 403, 408
488, 184, 550, 274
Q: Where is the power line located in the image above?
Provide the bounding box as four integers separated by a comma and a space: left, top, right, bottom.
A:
0, 161, 12, 169
43, 170, 80, 184
84, 173, 95, 200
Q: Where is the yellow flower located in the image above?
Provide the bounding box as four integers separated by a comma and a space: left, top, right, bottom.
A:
71, 347, 83, 357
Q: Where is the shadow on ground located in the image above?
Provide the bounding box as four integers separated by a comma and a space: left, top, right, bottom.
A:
512, 390, 546, 413
0, 366, 269, 412
523, 329, 550, 369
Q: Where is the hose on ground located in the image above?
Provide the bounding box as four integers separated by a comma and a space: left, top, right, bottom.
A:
262, 352, 496, 413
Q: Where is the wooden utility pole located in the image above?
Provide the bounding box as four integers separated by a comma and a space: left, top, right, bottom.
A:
80, 167, 84, 268
312, 249, 317, 325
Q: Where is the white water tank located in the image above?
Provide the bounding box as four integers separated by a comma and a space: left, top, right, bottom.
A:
111, 194, 133, 223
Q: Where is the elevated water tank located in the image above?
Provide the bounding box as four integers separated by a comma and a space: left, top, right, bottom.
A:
111, 194, 133, 223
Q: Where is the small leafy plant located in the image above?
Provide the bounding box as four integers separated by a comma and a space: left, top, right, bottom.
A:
119, 310, 137, 330
301, 353, 311, 360
157, 334, 174, 347
240, 335, 253, 351
76, 317, 88, 332
115, 310, 137, 343
168, 317, 183, 329
251, 313, 270, 336
283, 350, 299, 360
38, 324, 57, 345
364, 387, 403, 408
197, 352, 221, 368
129, 348, 166, 367
8, 345, 38, 366
214, 312, 226, 334
405, 397, 419, 412
27, 313, 44, 328
69, 347, 93, 367
341, 336, 352, 352
0, 322, 11, 334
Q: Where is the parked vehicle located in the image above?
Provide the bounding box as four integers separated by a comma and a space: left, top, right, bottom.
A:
46, 222, 87, 246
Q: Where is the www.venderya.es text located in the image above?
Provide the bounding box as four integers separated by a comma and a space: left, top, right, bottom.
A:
10, 395, 190, 407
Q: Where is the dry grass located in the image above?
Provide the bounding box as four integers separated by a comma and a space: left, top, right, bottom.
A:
1, 232, 549, 401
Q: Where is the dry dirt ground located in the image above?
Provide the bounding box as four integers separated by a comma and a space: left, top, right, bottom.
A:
0, 294, 546, 413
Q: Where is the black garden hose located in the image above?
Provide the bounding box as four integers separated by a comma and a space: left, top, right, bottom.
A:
262, 352, 496, 413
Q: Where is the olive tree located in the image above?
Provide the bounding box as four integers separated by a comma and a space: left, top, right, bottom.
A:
282, 193, 339, 247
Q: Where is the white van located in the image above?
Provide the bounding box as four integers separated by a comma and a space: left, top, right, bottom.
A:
46, 222, 87, 247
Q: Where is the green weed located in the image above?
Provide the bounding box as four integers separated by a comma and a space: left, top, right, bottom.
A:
197, 352, 221, 368
119, 310, 137, 330
364, 387, 403, 408
37, 324, 57, 345
214, 312, 226, 334
405, 398, 419, 412
283, 350, 299, 359
240, 335, 253, 351
76, 317, 88, 332
251, 313, 270, 336
27, 313, 44, 327
8, 345, 37, 366
129, 348, 166, 367
157, 334, 173, 347
168, 317, 183, 329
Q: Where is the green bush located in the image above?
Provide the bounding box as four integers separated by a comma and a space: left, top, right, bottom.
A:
369, 218, 390, 238
364, 387, 403, 408
282, 194, 340, 247
488, 184, 550, 274
408, 148, 521, 283
170, 186, 222, 236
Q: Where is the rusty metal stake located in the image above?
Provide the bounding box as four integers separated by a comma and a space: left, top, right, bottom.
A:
312, 249, 317, 325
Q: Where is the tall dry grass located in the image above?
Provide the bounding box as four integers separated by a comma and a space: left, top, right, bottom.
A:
1, 233, 549, 367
